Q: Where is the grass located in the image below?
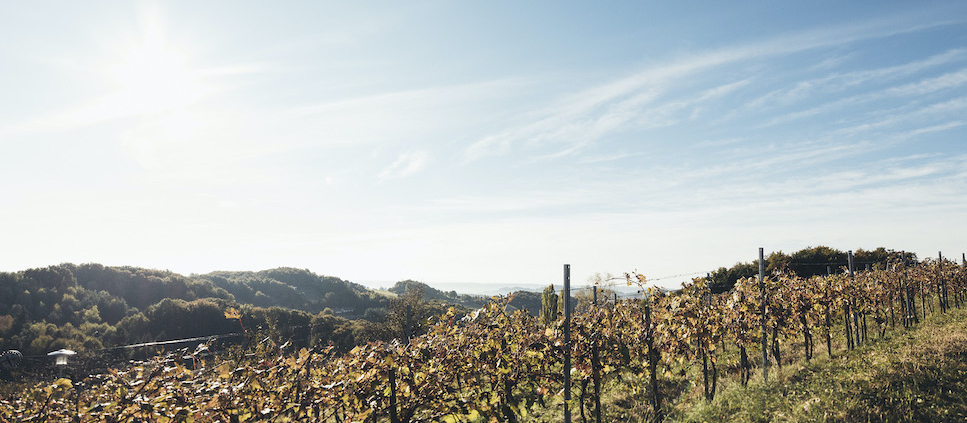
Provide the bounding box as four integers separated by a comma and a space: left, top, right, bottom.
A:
674, 306, 967, 422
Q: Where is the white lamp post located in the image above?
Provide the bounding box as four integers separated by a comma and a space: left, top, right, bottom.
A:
47, 349, 76, 377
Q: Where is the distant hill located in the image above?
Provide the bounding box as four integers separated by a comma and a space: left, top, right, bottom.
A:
197, 268, 385, 317
0, 264, 400, 356
388, 280, 489, 309
0, 263, 580, 358
386, 280, 554, 317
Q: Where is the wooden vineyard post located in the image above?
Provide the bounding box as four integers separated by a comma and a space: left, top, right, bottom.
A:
759, 247, 768, 382
500, 338, 516, 423
849, 251, 861, 347
899, 252, 909, 328
404, 305, 412, 343
739, 287, 750, 385
644, 297, 663, 421
826, 265, 833, 357
592, 336, 602, 423
590, 283, 602, 423
844, 301, 853, 350
389, 368, 400, 423
962, 253, 967, 308
939, 252, 948, 313
564, 264, 571, 423
702, 287, 717, 401
904, 251, 918, 325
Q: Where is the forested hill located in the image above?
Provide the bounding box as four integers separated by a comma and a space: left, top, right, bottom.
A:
0, 262, 562, 361
0, 264, 394, 356
1, 245, 902, 359
387, 279, 544, 315
198, 267, 384, 315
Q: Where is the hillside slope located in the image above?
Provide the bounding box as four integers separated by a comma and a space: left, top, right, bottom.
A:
676, 306, 967, 422
0, 264, 392, 355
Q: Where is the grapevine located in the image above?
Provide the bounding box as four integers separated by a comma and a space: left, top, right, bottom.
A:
2, 259, 965, 422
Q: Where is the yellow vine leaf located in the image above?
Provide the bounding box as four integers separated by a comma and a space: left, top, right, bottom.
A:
224, 308, 242, 320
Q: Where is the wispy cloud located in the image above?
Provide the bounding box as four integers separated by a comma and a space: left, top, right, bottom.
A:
377, 151, 430, 181
421, 193, 580, 214
761, 67, 967, 128
747, 48, 967, 110
578, 152, 647, 164
270, 78, 529, 150
884, 67, 967, 96
0, 86, 208, 136
198, 63, 291, 77
464, 15, 964, 163
831, 96, 967, 138
894, 120, 967, 140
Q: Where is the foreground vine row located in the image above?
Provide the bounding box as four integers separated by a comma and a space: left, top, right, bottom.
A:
2, 257, 964, 422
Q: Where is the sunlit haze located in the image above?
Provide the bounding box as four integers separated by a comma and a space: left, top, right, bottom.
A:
2, 1, 966, 290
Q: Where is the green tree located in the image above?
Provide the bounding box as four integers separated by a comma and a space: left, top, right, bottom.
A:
310, 312, 356, 352
540, 285, 559, 326
788, 246, 847, 277
708, 262, 758, 294
854, 247, 908, 270
388, 285, 431, 342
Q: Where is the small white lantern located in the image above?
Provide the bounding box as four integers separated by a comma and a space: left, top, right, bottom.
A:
47, 349, 76, 366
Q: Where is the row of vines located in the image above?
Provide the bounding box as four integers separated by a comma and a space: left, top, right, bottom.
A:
2, 256, 965, 422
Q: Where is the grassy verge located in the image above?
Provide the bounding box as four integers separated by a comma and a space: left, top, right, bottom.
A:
675, 306, 967, 422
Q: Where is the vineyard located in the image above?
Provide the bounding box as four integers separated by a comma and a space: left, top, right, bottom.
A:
2, 252, 966, 422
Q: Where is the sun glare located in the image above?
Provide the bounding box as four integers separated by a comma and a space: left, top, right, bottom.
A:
99, 5, 215, 171
113, 50, 197, 105
105, 10, 206, 115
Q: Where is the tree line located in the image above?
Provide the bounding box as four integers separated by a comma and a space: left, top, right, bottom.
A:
706, 246, 914, 294
0, 264, 492, 360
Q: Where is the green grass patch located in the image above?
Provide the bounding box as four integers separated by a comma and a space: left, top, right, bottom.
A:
676, 307, 967, 422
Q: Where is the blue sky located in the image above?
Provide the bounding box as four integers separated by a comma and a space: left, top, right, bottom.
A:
2, 1, 966, 289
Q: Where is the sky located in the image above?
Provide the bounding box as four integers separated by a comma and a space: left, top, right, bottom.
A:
2, 1, 967, 291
